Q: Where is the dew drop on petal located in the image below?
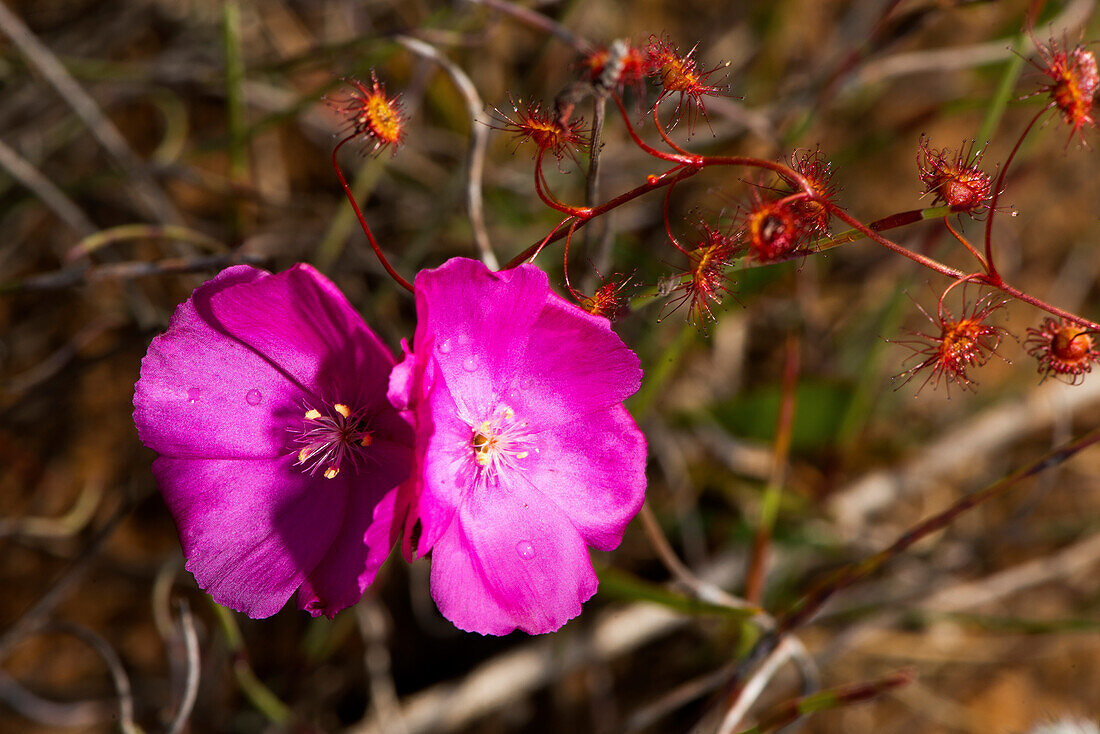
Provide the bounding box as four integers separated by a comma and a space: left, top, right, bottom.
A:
437, 339, 452, 354
187, 387, 202, 403
515, 540, 535, 560
462, 356, 478, 372
245, 388, 263, 406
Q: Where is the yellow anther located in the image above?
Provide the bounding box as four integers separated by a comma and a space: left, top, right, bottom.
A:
324, 467, 340, 479
516, 451, 528, 459
304, 409, 322, 421
503, 407, 515, 420
360, 433, 373, 447
298, 447, 312, 462
476, 454, 491, 466
335, 403, 351, 418
479, 421, 492, 434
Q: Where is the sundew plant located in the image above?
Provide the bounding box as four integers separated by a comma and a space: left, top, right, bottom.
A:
2, 1, 1100, 732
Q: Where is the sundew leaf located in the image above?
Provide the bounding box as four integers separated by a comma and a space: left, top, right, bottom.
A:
596, 567, 759, 619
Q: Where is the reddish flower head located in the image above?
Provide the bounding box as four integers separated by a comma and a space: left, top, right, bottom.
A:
328, 72, 406, 156
917, 136, 994, 217
663, 221, 739, 325
741, 192, 805, 262
1024, 317, 1100, 384
489, 98, 589, 162
582, 39, 647, 98
1030, 35, 1098, 142
644, 35, 728, 131
787, 147, 840, 235
581, 270, 634, 322
893, 291, 1009, 393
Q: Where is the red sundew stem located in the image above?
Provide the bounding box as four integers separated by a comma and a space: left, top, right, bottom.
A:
503, 163, 698, 268
774, 191, 812, 209
984, 107, 1046, 280
937, 273, 984, 321
831, 202, 1100, 327
526, 215, 576, 264
611, 94, 696, 163
994, 279, 1100, 331
825, 203, 966, 281
942, 216, 988, 270
651, 101, 696, 157
561, 219, 583, 301
332, 136, 414, 293
662, 180, 688, 254
825, 203, 1098, 328
533, 150, 592, 217
705, 156, 817, 196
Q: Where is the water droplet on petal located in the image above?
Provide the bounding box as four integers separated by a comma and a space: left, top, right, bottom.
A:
245, 388, 263, 406
515, 540, 535, 560
462, 356, 478, 372
187, 387, 202, 403
437, 339, 452, 354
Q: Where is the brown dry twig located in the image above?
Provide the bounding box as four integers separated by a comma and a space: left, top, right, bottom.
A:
0, 1, 183, 225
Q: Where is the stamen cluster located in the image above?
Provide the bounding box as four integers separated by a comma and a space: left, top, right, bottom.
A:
295, 403, 374, 479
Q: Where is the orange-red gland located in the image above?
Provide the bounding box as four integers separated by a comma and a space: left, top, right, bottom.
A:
330, 73, 406, 155
489, 99, 588, 161
644, 36, 726, 129
788, 148, 839, 235
744, 197, 802, 261
664, 224, 739, 325
1025, 317, 1099, 384
1034, 39, 1099, 141
582, 273, 632, 322
894, 294, 1008, 392
917, 136, 993, 216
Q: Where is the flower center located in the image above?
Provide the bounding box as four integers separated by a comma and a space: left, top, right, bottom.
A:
468, 405, 531, 479
293, 402, 373, 479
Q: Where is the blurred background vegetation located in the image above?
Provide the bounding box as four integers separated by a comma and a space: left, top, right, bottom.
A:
1, 0, 1099, 732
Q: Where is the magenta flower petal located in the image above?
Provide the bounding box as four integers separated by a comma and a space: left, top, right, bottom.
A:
520, 404, 646, 551
134, 266, 308, 459
135, 265, 413, 618
410, 258, 548, 419
505, 295, 642, 430
154, 455, 347, 618
393, 257, 646, 635
208, 264, 398, 410
429, 476, 597, 635
296, 440, 411, 616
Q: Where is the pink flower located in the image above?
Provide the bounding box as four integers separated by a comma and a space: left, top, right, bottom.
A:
388, 258, 646, 635
133, 265, 413, 618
